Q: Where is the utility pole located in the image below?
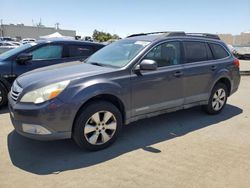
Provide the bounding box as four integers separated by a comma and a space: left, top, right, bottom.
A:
55, 22, 60, 30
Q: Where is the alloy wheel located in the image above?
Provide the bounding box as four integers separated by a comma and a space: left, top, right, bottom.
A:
212, 88, 226, 111
84, 111, 117, 145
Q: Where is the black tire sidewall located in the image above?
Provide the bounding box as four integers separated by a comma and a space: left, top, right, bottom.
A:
206, 83, 228, 114
73, 101, 123, 150
0, 84, 7, 108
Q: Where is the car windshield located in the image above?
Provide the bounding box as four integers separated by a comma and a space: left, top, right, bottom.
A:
85, 39, 151, 68
0, 42, 37, 60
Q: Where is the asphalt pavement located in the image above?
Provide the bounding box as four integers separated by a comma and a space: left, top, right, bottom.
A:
0, 76, 250, 188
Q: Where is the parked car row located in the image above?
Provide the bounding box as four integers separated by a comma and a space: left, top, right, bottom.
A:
0, 41, 20, 54
4, 32, 240, 150
0, 38, 37, 55
0, 38, 37, 54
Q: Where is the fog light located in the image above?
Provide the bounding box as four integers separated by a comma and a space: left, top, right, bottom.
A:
22, 124, 52, 135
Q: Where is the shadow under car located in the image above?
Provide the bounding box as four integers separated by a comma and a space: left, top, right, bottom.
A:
7, 104, 242, 175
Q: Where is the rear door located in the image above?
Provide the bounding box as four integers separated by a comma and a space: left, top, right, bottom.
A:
182, 40, 216, 104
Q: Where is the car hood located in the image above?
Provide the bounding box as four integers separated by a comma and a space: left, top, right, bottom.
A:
16, 61, 116, 88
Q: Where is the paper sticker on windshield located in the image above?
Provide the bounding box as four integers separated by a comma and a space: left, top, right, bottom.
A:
134, 41, 150, 46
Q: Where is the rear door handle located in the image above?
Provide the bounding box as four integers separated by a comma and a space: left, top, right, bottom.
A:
174, 71, 183, 77
211, 65, 217, 71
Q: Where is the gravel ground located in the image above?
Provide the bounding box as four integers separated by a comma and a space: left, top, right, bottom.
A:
0, 76, 250, 188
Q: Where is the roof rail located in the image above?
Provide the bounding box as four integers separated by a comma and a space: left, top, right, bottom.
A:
186, 33, 220, 40
127, 32, 220, 40
127, 31, 186, 38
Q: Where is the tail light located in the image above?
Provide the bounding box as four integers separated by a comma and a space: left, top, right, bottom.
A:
233, 59, 240, 68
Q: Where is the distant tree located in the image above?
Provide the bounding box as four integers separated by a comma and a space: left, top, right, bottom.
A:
112, 34, 120, 39
92, 30, 120, 42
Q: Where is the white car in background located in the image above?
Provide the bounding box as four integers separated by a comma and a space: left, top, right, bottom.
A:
10, 41, 21, 46
234, 46, 250, 60
20, 38, 36, 44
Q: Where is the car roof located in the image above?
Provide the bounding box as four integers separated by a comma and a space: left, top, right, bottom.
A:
125, 32, 222, 43
36, 39, 104, 46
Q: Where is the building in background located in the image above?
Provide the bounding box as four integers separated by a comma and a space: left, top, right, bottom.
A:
218, 34, 233, 45
219, 31, 250, 46
0, 23, 76, 40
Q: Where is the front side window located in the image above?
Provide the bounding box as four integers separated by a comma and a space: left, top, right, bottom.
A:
184, 41, 208, 63
68, 45, 94, 58
31, 45, 63, 60
85, 40, 151, 68
209, 43, 229, 59
144, 41, 181, 67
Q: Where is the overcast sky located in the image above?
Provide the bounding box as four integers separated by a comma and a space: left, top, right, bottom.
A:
1, 0, 250, 37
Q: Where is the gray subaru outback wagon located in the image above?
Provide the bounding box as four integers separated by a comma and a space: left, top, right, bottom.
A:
9, 32, 240, 150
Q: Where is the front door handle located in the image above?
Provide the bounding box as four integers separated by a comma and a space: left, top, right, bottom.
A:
174, 71, 183, 77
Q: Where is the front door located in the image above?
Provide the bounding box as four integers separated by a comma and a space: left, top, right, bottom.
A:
131, 41, 184, 116
13, 44, 67, 77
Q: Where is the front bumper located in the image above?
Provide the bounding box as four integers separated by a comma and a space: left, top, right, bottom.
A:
8, 95, 73, 141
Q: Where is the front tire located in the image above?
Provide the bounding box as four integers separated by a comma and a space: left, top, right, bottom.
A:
73, 101, 123, 151
0, 84, 8, 108
204, 83, 228, 114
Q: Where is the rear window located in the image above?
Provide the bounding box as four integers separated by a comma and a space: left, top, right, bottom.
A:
68, 45, 94, 57
209, 43, 229, 59
184, 41, 209, 63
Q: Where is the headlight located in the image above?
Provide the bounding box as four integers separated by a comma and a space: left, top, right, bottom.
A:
20, 80, 70, 104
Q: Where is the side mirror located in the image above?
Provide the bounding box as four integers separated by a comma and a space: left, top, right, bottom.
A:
137, 59, 157, 71
16, 53, 33, 64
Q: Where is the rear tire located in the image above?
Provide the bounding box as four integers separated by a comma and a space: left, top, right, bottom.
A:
0, 84, 8, 108
204, 83, 228, 114
73, 101, 123, 151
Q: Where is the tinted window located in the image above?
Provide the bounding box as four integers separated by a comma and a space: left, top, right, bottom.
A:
31, 45, 63, 60
206, 44, 213, 60
144, 41, 181, 67
68, 45, 94, 58
184, 41, 208, 63
209, 43, 229, 59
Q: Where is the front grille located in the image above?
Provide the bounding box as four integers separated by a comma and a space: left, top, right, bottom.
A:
11, 81, 23, 102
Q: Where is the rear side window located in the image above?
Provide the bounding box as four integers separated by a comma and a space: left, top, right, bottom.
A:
68, 45, 94, 58
183, 41, 209, 63
209, 43, 229, 59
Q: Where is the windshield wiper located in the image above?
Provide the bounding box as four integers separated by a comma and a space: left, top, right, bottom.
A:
89, 62, 105, 67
